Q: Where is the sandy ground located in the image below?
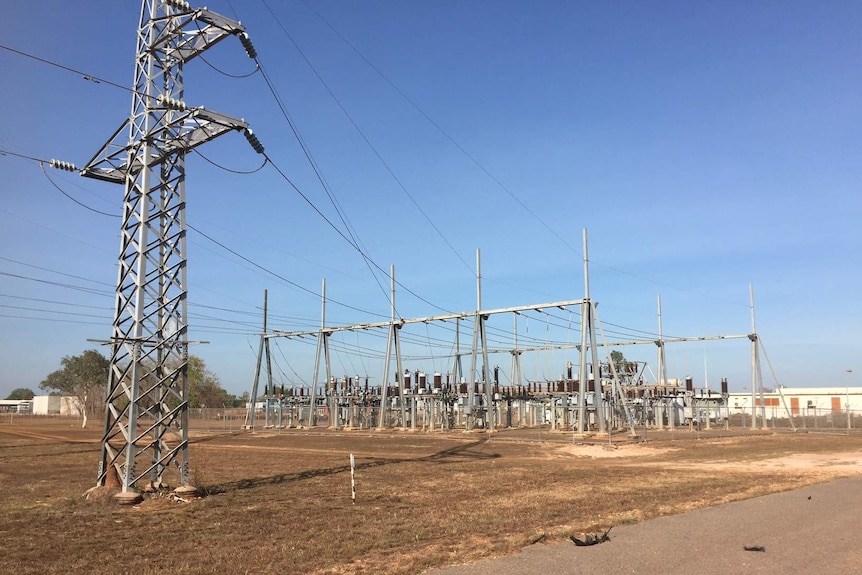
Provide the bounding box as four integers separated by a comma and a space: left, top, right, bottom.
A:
559, 443, 679, 458
560, 439, 862, 474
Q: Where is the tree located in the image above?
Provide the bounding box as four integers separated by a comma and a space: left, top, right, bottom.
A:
609, 350, 635, 377
5, 388, 35, 400
188, 355, 229, 408
40, 350, 109, 427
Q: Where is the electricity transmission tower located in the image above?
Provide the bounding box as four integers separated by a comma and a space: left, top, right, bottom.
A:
81, 0, 260, 501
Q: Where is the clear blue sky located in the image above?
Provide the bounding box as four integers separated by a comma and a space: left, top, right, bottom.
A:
1, 0, 859, 399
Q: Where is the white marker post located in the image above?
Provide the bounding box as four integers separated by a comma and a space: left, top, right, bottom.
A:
350, 453, 356, 505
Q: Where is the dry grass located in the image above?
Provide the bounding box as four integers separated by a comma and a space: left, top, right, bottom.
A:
1, 420, 861, 574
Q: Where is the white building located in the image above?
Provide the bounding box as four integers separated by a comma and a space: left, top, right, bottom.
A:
727, 387, 862, 419
31, 395, 84, 417
0, 399, 32, 413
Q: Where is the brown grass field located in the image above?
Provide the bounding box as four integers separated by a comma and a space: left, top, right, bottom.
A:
1, 417, 861, 574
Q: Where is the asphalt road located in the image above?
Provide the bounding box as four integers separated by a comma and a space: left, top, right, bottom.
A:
426, 476, 862, 574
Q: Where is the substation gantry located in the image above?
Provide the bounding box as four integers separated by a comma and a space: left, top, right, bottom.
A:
81, 0, 262, 500
245, 247, 642, 437
244, 242, 771, 436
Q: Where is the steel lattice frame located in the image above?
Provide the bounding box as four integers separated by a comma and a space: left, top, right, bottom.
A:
82, 0, 250, 493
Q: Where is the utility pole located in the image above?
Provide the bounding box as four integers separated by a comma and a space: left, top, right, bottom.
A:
310, 279, 327, 427
748, 284, 764, 430
656, 294, 670, 430
576, 232, 589, 436
468, 251, 480, 430
245, 290, 273, 430
377, 267, 405, 429
82, 0, 260, 502
578, 229, 605, 435
468, 249, 492, 431
378, 267, 396, 429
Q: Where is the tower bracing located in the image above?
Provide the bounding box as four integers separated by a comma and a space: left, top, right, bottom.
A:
82, 0, 258, 496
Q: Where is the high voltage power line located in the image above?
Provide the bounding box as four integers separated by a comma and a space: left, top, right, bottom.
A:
1, 35, 747, 311
1, 36, 697, 347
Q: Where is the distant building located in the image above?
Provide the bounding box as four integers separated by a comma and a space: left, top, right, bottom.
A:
728, 387, 862, 419
0, 399, 32, 413
31, 395, 84, 417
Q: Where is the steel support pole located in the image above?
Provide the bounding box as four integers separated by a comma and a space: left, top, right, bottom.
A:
749, 284, 759, 430
244, 290, 270, 429
467, 250, 481, 430
391, 268, 405, 429
577, 231, 589, 434
309, 279, 326, 427
378, 267, 396, 429
263, 290, 274, 427
245, 339, 264, 430
582, 230, 605, 435
452, 318, 462, 386
656, 294, 666, 428
324, 336, 333, 428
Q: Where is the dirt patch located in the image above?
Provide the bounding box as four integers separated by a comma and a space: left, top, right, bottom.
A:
759, 451, 861, 469
558, 443, 679, 459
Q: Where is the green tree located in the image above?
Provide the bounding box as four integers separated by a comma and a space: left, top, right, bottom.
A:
5, 388, 35, 400
40, 349, 109, 426
188, 355, 229, 408
609, 350, 634, 376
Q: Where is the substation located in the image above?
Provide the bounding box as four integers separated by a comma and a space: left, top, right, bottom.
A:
244, 252, 771, 438
247, 359, 737, 437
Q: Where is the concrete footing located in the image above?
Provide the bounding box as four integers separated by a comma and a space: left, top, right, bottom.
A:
174, 485, 199, 497
114, 491, 143, 505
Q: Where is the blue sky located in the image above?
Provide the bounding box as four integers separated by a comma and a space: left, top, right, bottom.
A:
1, 0, 859, 399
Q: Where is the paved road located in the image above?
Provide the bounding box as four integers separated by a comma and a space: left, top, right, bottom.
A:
427, 476, 862, 574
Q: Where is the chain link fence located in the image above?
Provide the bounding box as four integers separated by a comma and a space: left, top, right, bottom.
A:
3, 405, 859, 435
726, 408, 859, 432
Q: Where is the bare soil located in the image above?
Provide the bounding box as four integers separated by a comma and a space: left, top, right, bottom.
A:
1, 418, 860, 575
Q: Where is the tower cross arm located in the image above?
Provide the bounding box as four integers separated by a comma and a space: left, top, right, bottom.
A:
80, 108, 249, 183
153, 9, 246, 64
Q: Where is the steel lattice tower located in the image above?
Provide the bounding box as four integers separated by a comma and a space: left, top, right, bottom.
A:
82, 0, 258, 499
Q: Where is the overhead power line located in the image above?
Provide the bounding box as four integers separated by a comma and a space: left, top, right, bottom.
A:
0, 148, 51, 163
40, 163, 120, 217
0, 293, 110, 310
3, 144, 392, 319
259, 0, 474, 275
259, 151, 457, 315
0, 313, 106, 326
295, 0, 578, 254
253, 59, 394, 308
2, 34, 735, 347
289, 4, 751, 311
0, 271, 112, 296
187, 221, 388, 318
2, 41, 456, 318
0, 303, 109, 320
193, 149, 268, 174
0, 44, 134, 93
198, 53, 260, 79
0, 255, 113, 287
